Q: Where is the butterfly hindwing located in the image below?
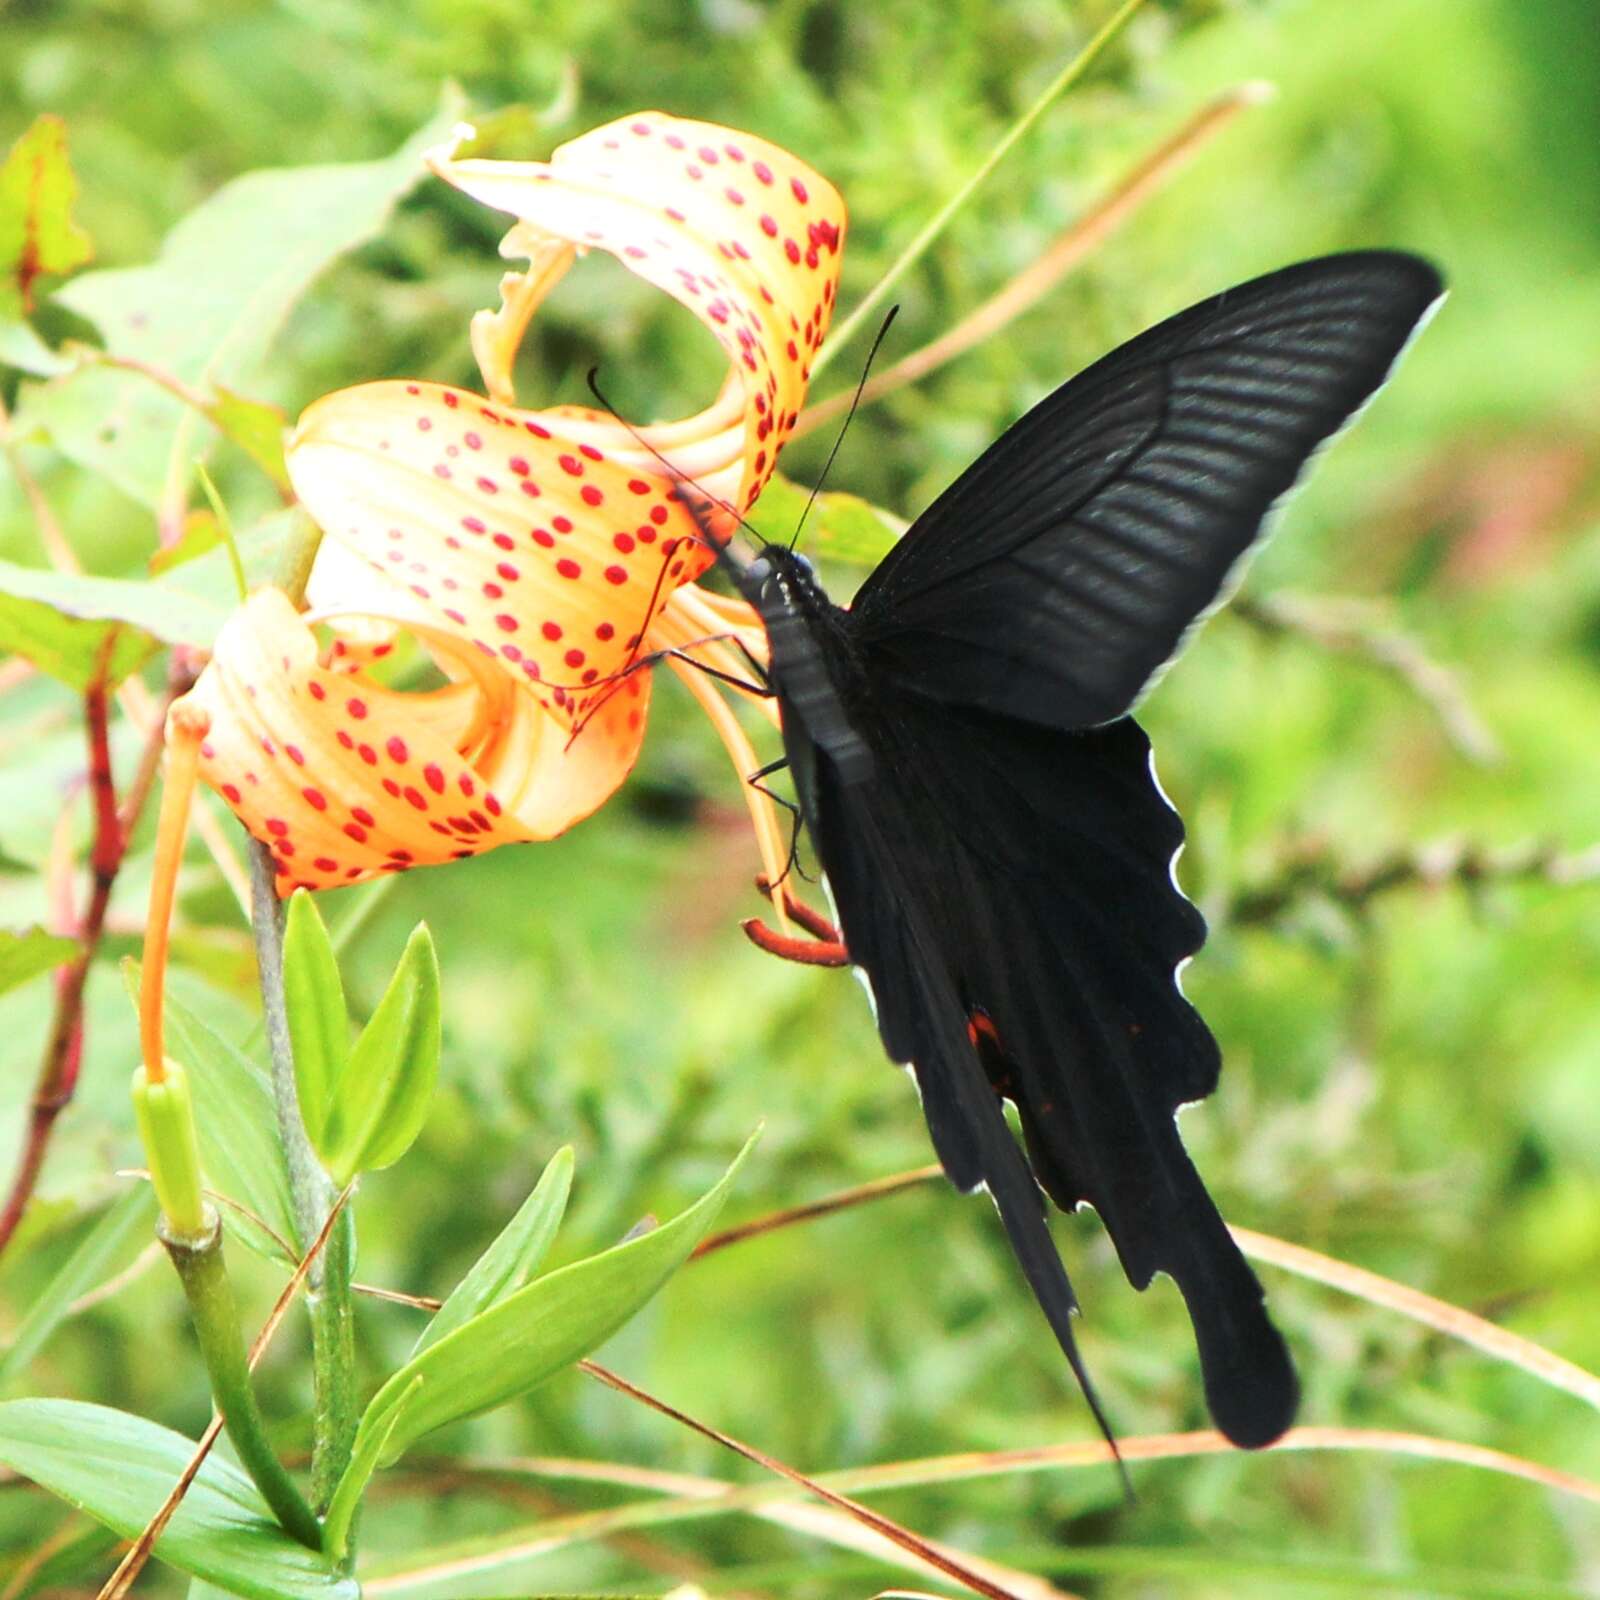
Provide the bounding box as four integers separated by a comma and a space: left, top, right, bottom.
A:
808, 686, 1297, 1447
848, 251, 1444, 729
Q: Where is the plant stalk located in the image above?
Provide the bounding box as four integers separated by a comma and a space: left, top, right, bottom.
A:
159, 1213, 322, 1550
249, 840, 359, 1520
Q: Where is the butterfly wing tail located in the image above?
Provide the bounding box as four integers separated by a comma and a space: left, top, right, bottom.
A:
918, 1042, 1129, 1475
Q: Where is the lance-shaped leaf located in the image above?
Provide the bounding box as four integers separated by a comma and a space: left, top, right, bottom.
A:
355, 1129, 758, 1466
0, 116, 92, 317
281, 889, 347, 1147
412, 1144, 575, 1357
317, 922, 440, 1184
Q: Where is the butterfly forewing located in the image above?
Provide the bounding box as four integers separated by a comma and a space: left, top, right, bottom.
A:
849, 251, 1444, 729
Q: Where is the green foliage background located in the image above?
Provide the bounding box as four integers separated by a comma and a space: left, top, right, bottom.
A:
2, 0, 1598, 1594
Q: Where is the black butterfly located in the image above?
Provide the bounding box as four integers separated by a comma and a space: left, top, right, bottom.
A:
726, 251, 1444, 1452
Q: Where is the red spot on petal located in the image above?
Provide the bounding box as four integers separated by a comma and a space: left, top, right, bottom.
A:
605, 565, 628, 585
387, 737, 408, 763
347, 697, 368, 719
557, 558, 581, 579
403, 786, 428, 811
580, 484, 603, 506
495, 613, 518, 632
542, 621, 563, 641
423, 763, 446, 794
302, 788, 328, 812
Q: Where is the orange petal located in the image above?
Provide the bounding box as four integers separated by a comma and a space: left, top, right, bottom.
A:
188, 589, 652, 893
288, 381, 709, 734
430, 109, 846, 511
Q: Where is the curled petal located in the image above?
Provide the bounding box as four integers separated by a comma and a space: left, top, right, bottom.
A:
289, 381, 707, 733
188, 589, 651, 893
430, 109, 846, 510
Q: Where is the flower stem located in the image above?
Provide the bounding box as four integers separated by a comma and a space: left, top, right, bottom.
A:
159, 1213, 322, 1550
248, 841, 358, 1521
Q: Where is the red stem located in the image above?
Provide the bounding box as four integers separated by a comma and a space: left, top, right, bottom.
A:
0, 665, 145, 1258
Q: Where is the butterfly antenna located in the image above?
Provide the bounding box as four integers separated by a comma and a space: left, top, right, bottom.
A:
789, 304, 899, 554
585, 369, 769, 561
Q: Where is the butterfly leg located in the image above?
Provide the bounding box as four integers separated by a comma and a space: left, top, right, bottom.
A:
742, 872, 851, 967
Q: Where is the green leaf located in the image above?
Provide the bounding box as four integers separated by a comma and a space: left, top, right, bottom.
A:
13, 95, 460, 510
0, 317, 72, 376
0, 1400, 355, 1600
158, 981, 299, 1260
0, 557, 227, 689
282, 890, 348, 1150
0, 1187, 155, 1388
0, 925, 77, 997
0, 116, 92, 318
208, 387, 291, 492
412, 1145, 575, 1358
746, 473, 904, 568
359, 1129, 759, 1466
321, 1374, 420, 1564
320, 923, 440, 1185
147, 510, 223, 578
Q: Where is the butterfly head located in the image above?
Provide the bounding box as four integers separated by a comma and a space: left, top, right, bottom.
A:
739, 545, 818, 617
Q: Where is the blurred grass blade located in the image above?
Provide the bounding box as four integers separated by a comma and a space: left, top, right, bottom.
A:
0, 1187, 155, 1386
360, 1425, 1600, 1596
812, 0, 1147, 378
1233, 1226, 1600, 1412
412, 1144, 575, 1358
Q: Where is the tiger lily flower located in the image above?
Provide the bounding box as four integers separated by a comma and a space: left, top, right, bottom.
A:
185, 112, 845, 902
